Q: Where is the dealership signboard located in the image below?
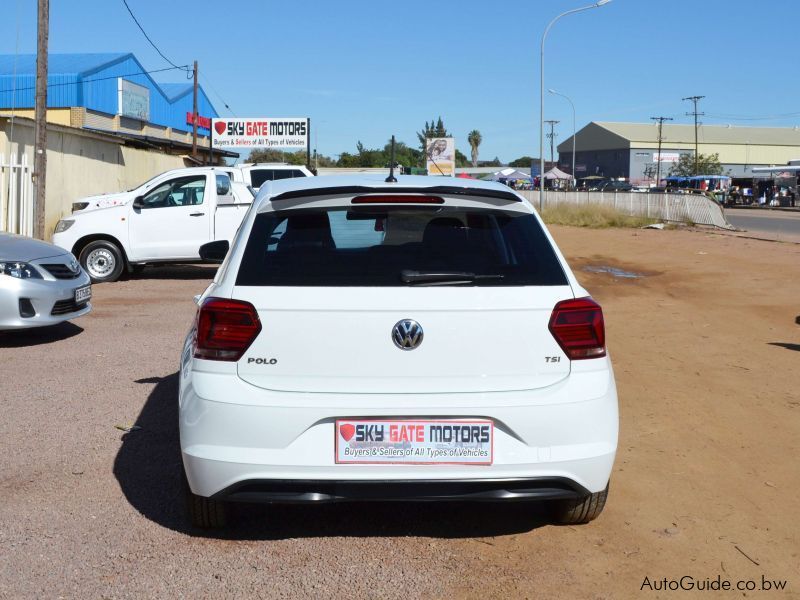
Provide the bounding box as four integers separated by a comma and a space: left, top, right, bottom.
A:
212, 117, 309, 149
118, 78, 150, 121
426, 137, 455, 176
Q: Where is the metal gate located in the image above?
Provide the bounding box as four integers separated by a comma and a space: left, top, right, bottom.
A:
0, 153, 34, 237
519, 190, 734, 229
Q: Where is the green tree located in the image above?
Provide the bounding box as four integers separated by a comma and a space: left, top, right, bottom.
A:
455, 149, 469, 168
467, 130, 482, 168
668, 152, 724, 176
247, 148, 308, 165
509, 155, 535, 168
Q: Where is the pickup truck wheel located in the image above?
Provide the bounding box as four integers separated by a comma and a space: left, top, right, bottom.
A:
80, 240, 125, 283
552, 483, 609, 524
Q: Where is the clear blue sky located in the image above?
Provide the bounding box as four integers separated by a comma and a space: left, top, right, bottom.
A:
1, 0, 797, 162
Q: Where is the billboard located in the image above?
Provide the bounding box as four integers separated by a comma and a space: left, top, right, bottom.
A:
117, 78, 150, 121
426, 137, 455, 176
212, 117, 309, 149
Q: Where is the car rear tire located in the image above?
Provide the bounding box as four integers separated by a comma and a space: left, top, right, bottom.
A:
185, 482, 227, 529
553, 483, 609, 524
80, 240, 125, 283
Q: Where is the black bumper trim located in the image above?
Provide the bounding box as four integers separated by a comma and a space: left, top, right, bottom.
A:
211, 477, 590, 504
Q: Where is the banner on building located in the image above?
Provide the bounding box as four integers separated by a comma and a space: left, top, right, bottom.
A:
426, 137, 455, 176
653, 152, 680, 163
118, 79, 150, 121
211, 118, 309, 149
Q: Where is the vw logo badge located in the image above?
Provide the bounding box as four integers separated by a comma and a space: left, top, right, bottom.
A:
69, 258, 79, 272
392, 319, 423, 350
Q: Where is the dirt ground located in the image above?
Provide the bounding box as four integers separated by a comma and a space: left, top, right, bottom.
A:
1, 228, 798, 599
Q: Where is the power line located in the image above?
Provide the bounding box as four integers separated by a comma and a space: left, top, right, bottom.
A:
0, 65, 189, 94
199, 72, 236, 116
120, 0, 189, 74
682, 95, 704, 175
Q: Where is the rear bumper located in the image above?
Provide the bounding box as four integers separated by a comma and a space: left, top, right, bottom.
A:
212, 477, 590, 503
180, 361, 619, 500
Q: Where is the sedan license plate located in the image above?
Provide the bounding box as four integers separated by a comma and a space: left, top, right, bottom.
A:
74, 285, 92, 303
335, 419, 493, 465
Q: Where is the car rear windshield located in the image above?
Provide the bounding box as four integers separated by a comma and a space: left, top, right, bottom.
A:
236, 205, 568, 287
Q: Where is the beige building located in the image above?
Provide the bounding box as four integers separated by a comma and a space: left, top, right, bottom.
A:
0, 114, 209, 236
557, 122, 800, 183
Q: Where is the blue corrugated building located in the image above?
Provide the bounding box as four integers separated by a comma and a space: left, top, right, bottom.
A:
0, 53, 230, 157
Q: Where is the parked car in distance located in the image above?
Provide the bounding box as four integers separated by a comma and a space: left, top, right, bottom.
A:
53, 169, 254, 283
0, 232, 91, 330
238, 163, 313, 191
597, 180, 633, 192
179, 175, 619, 529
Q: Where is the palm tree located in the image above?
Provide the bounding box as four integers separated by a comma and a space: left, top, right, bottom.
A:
467, 130, 482, 168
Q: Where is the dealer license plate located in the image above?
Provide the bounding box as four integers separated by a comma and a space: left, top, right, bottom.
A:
74, 285, 92, 303
335, 419, 493, 465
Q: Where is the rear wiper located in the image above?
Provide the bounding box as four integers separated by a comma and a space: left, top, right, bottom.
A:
400, 270, 505, 285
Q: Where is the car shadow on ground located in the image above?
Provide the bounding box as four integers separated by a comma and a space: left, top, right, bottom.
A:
126, 264, 217, 281
0, 321, 83, 347
114, 372, 551, 540
768, 342, 800, 352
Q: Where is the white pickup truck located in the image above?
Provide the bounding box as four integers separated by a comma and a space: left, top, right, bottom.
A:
70, 163, 312, 213
52, 168, 256, 283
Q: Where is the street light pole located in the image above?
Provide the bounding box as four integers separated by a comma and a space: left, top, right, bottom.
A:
540, 0, 611, 211
549, 89, 576, 188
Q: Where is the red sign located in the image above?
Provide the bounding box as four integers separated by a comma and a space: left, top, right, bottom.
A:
186, 112, 211, 131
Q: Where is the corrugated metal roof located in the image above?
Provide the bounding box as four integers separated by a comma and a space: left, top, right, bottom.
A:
0, 53, 129, 76
0, 52, 217, 131
594, 121, 800, 146
159, 83, 192, 100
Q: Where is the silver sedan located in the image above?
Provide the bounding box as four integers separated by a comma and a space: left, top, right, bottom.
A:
0, 232, 92, 330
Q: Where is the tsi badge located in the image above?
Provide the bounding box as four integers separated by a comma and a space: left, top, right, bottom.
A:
392, 319, 423, 350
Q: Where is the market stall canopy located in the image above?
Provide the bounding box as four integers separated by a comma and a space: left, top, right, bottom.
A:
491, 168, 531, 181
543, 167, 572, 180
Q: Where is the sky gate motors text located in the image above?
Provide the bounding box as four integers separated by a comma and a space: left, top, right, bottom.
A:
224, 120, 307, 137
351, 423, 490, 443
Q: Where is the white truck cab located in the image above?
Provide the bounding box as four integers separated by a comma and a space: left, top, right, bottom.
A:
52, 168, 255, 282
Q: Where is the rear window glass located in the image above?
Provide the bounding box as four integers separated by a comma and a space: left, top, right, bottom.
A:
236, 206, 567, 287
249, 169, 306, 188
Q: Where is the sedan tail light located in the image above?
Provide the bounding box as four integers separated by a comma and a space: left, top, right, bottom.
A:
548, 297, 606, 360
194, 298, 261, 361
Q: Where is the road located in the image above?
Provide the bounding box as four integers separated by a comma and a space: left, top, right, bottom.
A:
1, 233, 799, 598
725, 208, 800, 242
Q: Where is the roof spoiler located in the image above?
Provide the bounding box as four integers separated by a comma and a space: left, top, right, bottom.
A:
269, 185, 522, 203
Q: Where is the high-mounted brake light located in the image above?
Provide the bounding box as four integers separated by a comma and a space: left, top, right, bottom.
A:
351, 195, 444, 204
194, 298, 261, 361
548, 297, 606, 360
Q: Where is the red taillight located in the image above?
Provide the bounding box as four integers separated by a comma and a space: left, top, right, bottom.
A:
548, 297, 606, 360
351, 195, 444, 204
194, 298, 261, 361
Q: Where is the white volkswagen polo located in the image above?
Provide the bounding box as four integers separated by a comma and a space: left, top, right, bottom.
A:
179, 175, 618, 528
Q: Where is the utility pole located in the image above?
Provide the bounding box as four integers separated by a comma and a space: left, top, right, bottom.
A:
682, 95, 704, 175
545, 119, 559, 169
33, 0, 49, 239
650, 116, 673, 186
191, 60, 198, 159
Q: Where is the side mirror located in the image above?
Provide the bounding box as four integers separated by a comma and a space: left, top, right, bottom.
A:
217, 180, 231, 196
132, 196, 145, 210
199, 239, 229, 264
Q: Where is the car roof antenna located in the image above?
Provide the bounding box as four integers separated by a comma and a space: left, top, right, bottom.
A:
385, 135, 398, 183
